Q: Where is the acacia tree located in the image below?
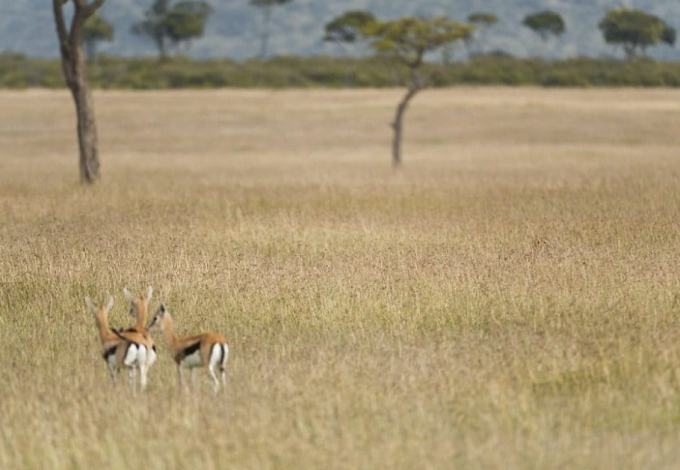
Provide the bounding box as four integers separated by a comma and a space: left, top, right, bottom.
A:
365, 16, 472, 168
132, 0, 170, 59
523, 11, 565, 46
82, 13, 114, 64
324, 10, 376, 85
466, 12, 498, 56
250, 0, 293, 60
165, 1, 212, 51
324, 10, 376, 53
53, 0, 107, 184
132, 0, 212, 60
598, 8, 676, 60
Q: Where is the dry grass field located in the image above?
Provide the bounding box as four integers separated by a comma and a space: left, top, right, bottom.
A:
2, 87, 680, 469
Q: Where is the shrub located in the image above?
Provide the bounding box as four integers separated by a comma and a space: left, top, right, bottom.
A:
3, 54, 680, 89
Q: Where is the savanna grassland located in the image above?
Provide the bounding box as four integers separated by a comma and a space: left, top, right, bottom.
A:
2, 87, 680, 469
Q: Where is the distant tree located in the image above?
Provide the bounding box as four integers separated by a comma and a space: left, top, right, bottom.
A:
364, 16, 472, 168
250, 0, 294, 61
132, 0, 170, 59
466, 12, 498, 56
82, 13, 114, 64
662, 27, 677, 48
598, 8, 676, 60
468, 12, 498, 27
165, 1, 212, 51
324, 10, 376, 54
324, 10, 376, 85
132, 0, 212, 60
53, 0, 108, 184
523, 11, 565, 42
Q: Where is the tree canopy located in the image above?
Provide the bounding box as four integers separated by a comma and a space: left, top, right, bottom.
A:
249, 0, 292, 7
324, 10, 376, 46
83, 13, 114, 44
82, 13, 114, 63
132, 0, 212, 59
523, 11, 565, 41
468, 13, 498, 27
465, 12, 498, 56
598, 8, 676, 60
164, 1, 212, 46
365, 16, 473, 69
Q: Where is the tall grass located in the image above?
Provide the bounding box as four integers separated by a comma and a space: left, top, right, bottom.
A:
2, 88, 680, 469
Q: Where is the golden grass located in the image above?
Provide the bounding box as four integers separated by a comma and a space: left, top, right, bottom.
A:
2, 87, 680, 469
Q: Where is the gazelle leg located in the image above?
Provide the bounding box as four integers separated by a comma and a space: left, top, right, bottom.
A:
208, 365, 219, 395
189, 368, 196, 391
138, 347, 149, 392
108, 363, 118, 386
177, 364, 184, 394
140, 364, 148, 392
128, 367, 136, 395
220, 367, 227, 389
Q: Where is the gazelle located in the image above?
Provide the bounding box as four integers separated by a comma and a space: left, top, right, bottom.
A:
85, 296, 149, 391
121, 287, 158, 376
146, 303, 229, 394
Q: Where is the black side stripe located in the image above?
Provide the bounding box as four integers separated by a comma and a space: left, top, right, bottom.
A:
102, 345, 117, 361
175, 341, 201, 363
111, 327, 142, 335
103, 342, 141, 362
184, 341, 201, 357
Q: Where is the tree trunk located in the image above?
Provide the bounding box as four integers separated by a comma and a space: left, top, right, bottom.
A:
259, 6, 271, 60
53, 0, 106, 184
67, 34, 100, 184
84, 38, 96, 64
155, 32, 167, 61
72, 73, 100, 183
391, 85, 420, 169
624, 43, 636, 61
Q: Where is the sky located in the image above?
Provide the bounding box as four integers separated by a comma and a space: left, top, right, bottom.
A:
1, 0, 679, 61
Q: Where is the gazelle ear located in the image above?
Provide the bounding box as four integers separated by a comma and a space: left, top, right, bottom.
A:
146, 286, 154, 303
160, 303, 167, 314
84, 297, 97, 314
105, 296, 114, 313
123, 288, 135, 302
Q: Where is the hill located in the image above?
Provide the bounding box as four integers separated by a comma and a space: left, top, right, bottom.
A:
1, 0, 680, 61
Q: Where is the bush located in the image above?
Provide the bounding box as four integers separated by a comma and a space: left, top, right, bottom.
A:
3, 54, 680, 89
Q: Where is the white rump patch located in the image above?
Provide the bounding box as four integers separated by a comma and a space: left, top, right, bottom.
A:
123, 344, 139, 367
148, 347, 157, 367
209, 343, 227, 368
123, 344, 147, 368
136, 345, 148, 369
221, 344, 229, 367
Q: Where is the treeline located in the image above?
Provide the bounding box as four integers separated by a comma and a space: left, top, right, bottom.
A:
4, 53, 680, 89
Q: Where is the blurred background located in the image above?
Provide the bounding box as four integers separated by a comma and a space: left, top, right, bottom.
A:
2, 0, 679, 62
